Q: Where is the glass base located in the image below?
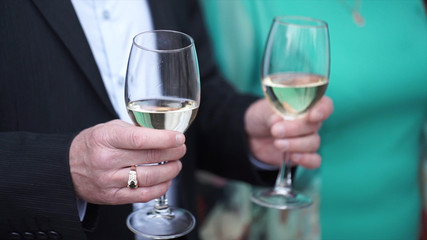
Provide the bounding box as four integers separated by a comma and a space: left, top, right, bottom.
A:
251, 188, 312, 210
126, 206, 196, 239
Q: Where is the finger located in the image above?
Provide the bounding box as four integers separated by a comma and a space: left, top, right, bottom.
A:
274, 133, 320, 152
113, 181, 173, 204
308, 96, 334, 122
112, 145, 186, 167
271, 120, 322, 138
249, 138, 284, 166
108, 161, 182, 188
290, 153, 321, 169
112, 119, 135, 127
100, 121, 186, 150
269, 114, 283, 126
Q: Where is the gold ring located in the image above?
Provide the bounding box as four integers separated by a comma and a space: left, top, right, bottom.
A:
127, 165, 138, 189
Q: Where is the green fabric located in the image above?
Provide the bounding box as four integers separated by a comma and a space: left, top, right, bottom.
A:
201, 0, 427, 239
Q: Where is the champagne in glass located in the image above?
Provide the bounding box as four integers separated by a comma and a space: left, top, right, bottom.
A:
127, 98, 198, 133
252, 16, 330, 209
125, 30, 200, 239
263, 73, 328, 119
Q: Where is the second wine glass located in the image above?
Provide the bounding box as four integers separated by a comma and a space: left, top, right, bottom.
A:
251, 16, 330, 210
125, 30, 200, 239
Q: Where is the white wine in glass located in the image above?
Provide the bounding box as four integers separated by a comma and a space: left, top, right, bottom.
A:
125, 30, 200, 239
263, 73, 328, 119
127, 98, 198, 133
252, 16, 330, 210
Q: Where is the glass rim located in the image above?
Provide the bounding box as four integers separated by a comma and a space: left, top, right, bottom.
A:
273, 16, 328, 28
132, 29, 195, 53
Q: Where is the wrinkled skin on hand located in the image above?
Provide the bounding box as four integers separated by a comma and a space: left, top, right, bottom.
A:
69, 120, 186, 205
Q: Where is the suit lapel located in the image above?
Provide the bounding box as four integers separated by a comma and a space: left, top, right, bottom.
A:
147, 0, 177, 30
31, 0, 117, 117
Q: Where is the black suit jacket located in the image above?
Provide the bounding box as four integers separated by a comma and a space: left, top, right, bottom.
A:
0, 0, 271, 239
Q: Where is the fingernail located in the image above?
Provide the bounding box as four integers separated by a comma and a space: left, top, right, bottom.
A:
272, 124, 286, 137
176, 134, 185, 145
177, 160, 182, 171
311, 111, 324, 122
276, 139, 289, 151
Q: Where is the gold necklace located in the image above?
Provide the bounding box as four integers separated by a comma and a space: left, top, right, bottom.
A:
339, 0, 365, 27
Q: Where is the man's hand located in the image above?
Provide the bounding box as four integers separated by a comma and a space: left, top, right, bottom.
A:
69, 120, 186, 205
245, 96, 333, 169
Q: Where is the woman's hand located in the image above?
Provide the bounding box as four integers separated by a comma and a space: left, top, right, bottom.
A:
245, 96, 333, 169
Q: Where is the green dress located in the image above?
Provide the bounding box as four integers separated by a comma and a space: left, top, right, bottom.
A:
200, 0, 427, 239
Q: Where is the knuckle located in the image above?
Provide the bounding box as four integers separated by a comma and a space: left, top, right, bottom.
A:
111, 119, 122, 125
286, 140, 293, 151
139, 167, 153, 186
145, 149, 160, 163
90, 126, 109, 146
130, 131, 143, 148
95, 150, 108, 163
90, 149, 111, 169
289, 123, 301, 136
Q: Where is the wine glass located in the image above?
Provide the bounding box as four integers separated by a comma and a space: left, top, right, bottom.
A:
251, 16, 330, 209
124, 30, 200, 239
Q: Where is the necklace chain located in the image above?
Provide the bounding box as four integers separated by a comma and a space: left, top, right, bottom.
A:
339, 0, 365, 26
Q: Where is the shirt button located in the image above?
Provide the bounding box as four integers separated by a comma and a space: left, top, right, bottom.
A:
102, 10, 110, 20
118, 77, 124, 85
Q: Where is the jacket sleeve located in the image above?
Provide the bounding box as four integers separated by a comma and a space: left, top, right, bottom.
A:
0, 132, 89, 239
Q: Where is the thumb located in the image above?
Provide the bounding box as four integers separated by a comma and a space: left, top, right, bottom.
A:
97, 120, 186, 150
245, 99, 276, 137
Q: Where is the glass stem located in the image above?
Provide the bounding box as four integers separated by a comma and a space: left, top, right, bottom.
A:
154, 195, 170, 211
153, 161, 173, 216
274, 152, 293, 194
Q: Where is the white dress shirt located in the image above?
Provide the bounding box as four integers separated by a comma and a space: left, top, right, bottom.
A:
71, 0, 152, 122
70, 2, 178, 237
